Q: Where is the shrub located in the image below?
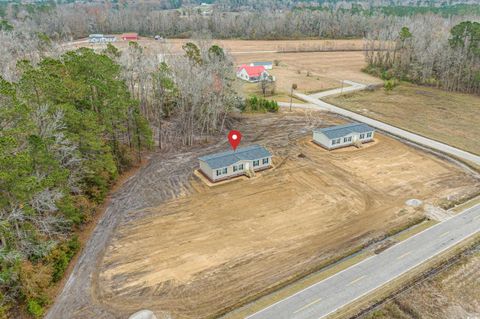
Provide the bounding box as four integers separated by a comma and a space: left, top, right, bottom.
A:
50, 249, 68, 283
242, 96, 279, 113
27, 299, 43, 318
48, 236, 80, 283
384, 79, 397, 91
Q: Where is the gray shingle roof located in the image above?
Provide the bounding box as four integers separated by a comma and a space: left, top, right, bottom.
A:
313, 123, 374, 139
199, 144, 271, 169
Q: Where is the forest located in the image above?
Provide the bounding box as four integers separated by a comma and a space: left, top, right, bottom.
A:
0, 47, 152, 318
364, 18, 480, 94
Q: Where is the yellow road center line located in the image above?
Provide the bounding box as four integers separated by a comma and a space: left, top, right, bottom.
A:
294, 298, 323, 314
439, 231, 450, 238
348, 275, 367, 286
397, 251, 411, 260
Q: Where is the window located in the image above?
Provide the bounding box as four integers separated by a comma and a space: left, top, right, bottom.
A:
222, 167, 227, 174
216, 169, 222, 176
360, 133, 365, 139
233, 165, 238, 172
366, 132, 372, 138
239, 164, 244, 170
253, 160, 259, 167
263, 158, 269, 165
344, 136, 352, 143
332, 139, 337, 145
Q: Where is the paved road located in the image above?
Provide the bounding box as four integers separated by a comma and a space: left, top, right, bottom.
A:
246, 204, 480, 319
309, 80, 366, 99
290, 82, 480, 165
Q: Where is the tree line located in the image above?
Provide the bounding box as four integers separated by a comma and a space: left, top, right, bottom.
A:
2, 1, 479, 42
0, 3, 427, 40
364, 16, 480, 94
0, 47, 152, 318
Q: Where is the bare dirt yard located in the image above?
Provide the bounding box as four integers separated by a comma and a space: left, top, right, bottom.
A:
364, 247, 480, 319
325, 83, 480, 156
94, 110, 479, 319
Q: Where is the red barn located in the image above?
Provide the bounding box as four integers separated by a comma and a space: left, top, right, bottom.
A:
121, 33, 139, 41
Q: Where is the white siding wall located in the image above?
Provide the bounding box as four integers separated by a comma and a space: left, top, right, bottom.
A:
200, 160, 214, 181
200, 156, 272, 182
313, 131, 375, 150
236, 69, 251, 82
313, 131, 331, 148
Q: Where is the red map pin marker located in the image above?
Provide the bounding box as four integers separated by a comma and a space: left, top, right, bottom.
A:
228, 130, 242, 151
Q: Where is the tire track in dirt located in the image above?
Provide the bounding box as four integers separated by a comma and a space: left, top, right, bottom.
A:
47, 111, 333, 319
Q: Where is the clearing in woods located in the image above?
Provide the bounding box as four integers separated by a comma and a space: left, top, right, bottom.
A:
325, 83, 480, 156
95, 110, 479, 319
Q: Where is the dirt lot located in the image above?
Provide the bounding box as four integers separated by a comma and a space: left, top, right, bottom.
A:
364, 247, 480, 319
325, 83, 480, 155
94, 110, 479, 319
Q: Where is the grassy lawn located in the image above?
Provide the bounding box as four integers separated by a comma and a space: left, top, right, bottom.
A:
325, 83, 480, 155
239, 81, 305, 104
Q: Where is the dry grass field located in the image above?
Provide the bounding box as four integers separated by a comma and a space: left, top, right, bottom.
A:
235, 51, 380, 97
325, 83, 480, 155
364, 249, 480, 319
81, 38, 367, 54
94, 110, 479, 319
68, 38, 380, 99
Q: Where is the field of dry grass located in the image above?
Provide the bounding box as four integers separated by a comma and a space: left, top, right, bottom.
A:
94, 110, 479, 319
236, 51, 380, 98
68, 38, 380, 99
77, 38, 367, 54
364, 248, 480, 319
325, 83, 480, 155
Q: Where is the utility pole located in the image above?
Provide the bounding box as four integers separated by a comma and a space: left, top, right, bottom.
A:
290, 83, 297, 112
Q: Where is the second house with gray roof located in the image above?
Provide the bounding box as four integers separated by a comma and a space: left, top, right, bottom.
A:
313, 123, 375, 150
198, 144, 272, 182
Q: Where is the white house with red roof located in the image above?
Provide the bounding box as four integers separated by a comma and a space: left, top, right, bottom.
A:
236, 64, 270, 82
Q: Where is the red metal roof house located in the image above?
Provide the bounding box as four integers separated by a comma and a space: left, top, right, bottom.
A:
121, 33, 139, 41
236, 64, 269, 82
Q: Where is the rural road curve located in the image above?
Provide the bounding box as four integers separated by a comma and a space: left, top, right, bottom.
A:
287, 81, 480, 166
246, 203, 480, 319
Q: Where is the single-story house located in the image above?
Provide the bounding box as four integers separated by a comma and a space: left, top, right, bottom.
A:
198, 144, 272, 182
313, 123, 375, 150
250, 62, 273, 70
236, 64, 270, 82
121, 33, 139, 41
